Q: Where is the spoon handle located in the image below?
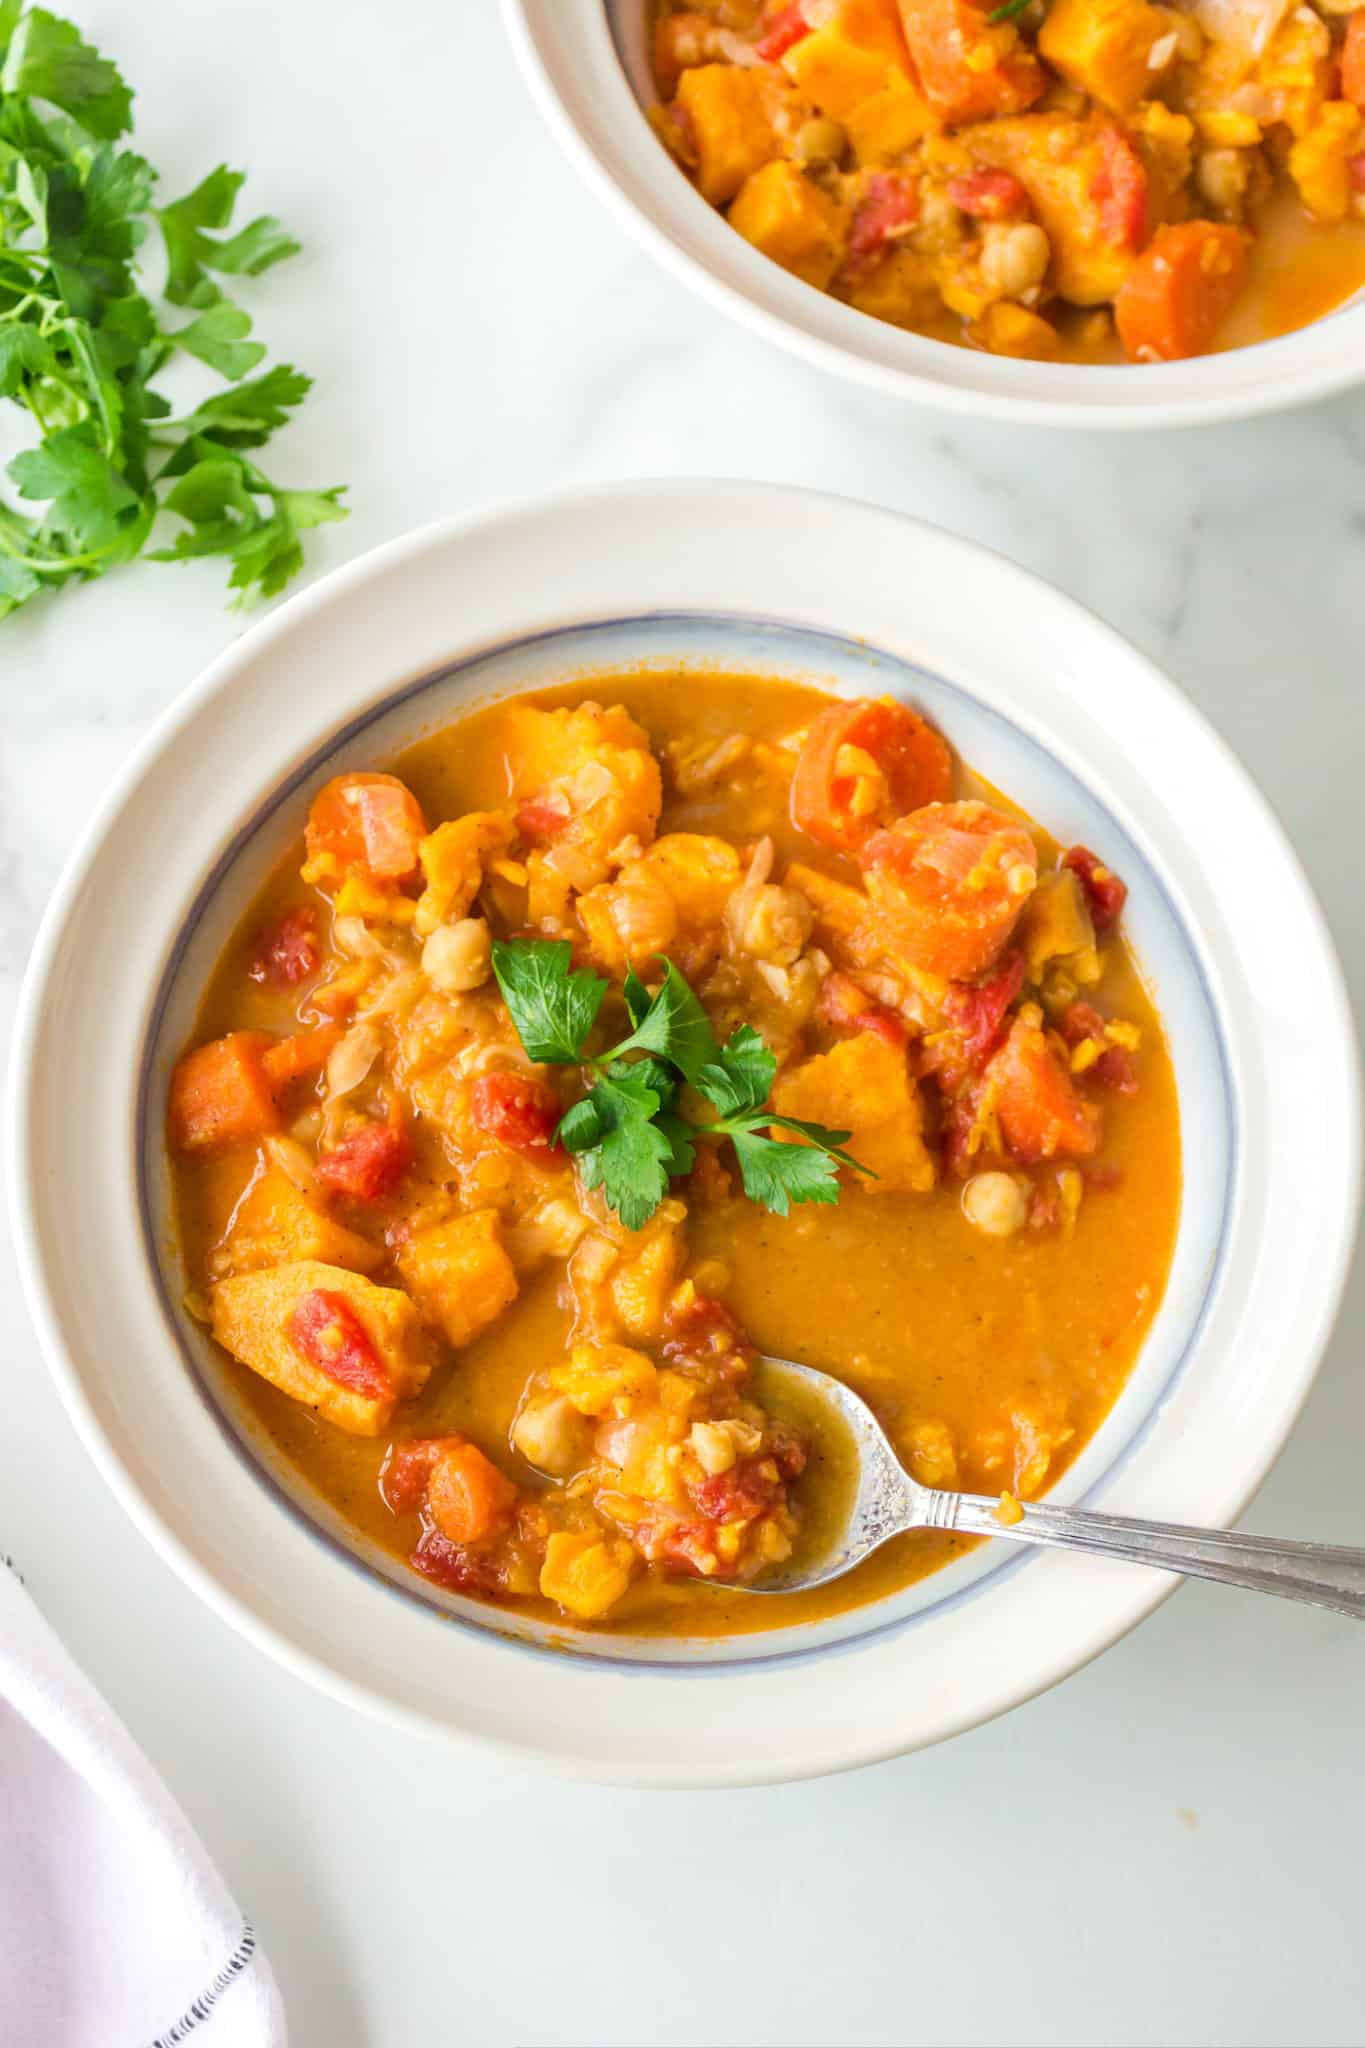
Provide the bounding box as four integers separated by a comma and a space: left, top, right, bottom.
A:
932, 1494, 1365, 1619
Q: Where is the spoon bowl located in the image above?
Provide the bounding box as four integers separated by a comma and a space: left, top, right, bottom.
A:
749, 1359, 1365, 1620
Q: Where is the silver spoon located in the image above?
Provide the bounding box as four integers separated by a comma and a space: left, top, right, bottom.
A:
748, 1359, 1365, 1618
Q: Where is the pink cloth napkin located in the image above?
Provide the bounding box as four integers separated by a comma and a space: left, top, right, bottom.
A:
0, 1559, 286, 2046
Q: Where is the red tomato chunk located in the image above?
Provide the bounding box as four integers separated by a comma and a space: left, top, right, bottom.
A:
1061, 1002, 1137, 1095
947, 169, 1030, 220
471, 1072, 562, 1155
515, 794, 571, 843
945, 951, 1025, 1069
1062, 845, 1128, 929
289, 1289, 391, 1400
316, 1121, 413, 1202
1091, 126, 1148, 249
849, 172, 920, 258
248, 907, 320, 987
754, 0, 811, 62
817, 971, 909, 1048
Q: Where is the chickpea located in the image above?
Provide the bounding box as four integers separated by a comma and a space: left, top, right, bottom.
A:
962, 1171, 1028, 1238
422, 916, 491, 994
793, 116, 848, 167
512, 1393, 584, 1477
979, 221, 1051, 300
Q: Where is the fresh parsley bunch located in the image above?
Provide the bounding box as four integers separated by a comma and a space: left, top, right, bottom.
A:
0, 4, 345, 619
491, 938, 872, 1230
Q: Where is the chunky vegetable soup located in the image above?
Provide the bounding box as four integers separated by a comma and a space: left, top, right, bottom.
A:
168, 674, 1180, 1637
646, 0, 1365, 362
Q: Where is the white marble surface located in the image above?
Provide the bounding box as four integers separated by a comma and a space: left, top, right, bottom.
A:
4, 3, 1365, 2044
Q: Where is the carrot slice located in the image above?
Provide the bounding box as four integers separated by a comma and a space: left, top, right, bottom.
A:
989, 1016, 1102, 1163
860, 801, 1037, 980
303, 772, 427, 889
427, 1441, 519, 1545
169, 1032, 279, 1153
792, 698, 952, 853
1115, 223, 1249, 363
260, 1025, 343, 1091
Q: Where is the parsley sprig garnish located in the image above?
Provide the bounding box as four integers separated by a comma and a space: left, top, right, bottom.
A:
491, 938, 872, 1230
0, 5, 345, 619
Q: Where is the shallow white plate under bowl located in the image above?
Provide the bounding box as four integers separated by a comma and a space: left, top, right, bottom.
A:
503, 0, 1365, 429
9, 482, 1360, 1784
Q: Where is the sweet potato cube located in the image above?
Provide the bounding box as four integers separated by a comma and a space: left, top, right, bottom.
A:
771, 1031, 936, 1193
782, 0, 913, 111
395, 1209, 518, 1349
169, 1033, 278, 1153
1019, 869, 1095, 978
897, 0, 1046, 125
539, 1531, 636, 1621
970, 115, 1136, 304
218, 1167, 382, 1277
414, 811, 515, 939
728, 161, 850, 288
1038, 0, 1172, 114
210, 1260, 432, 1434
551, 1342, 659, 1418
676, 65, 779, 205
846, 76, 938, 160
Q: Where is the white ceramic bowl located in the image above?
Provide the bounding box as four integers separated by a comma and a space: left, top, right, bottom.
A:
503, 0, 1365, 429
9, 481, 1360, 1783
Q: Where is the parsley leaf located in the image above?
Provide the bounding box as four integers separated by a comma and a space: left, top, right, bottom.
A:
158, 162, 298, 309
563, 1065, 674, 1233
169, 302, 264, 380
0, 7, 342, 618
491, 937, 608, 1065
728, 1130, 845, 1215
489, 935, 871, 1228
612, 960, 720, 1084
696, 1024, 775, 1119
0, 8, 132, 139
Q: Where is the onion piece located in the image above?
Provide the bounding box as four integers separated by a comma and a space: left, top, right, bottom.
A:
324, 1020, 384, 1101
1187, 0, 1294, 61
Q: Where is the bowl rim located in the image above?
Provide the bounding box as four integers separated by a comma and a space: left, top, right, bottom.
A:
502, 0, 1365, 431
8, 479, 1361, 1785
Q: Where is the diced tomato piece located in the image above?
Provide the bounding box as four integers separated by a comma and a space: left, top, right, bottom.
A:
427, 1440, 519, 1545
755, 0, 811, 61
471, 1072, 562, 1156
1059, 1002, 1137, 1095
944, 950, 1025, 1068
1349, 150, 1365, 192
1090, 126, 1148, 248
317, 1120, 413, 1202
515, 794, 572, 843
304, 772, 426, 888
693, 1455, 782, 1524
988, 1017, 1102, 1164
860, 802, 1037, 981
380, 1436, 448, 1515
947, 168, 1031, 220
1115, 222, 1249, 363
169, 1032, 278, 1153
248, 906, 320, 987
817, 970, 909, 1048
409, 1525, 505, 1596
662, 1293, 754, 1376
848, 171, 921, 258
1062, 845, 1128, 930
289, 1288, 391, 1400
260, 1024, 342, 1092
792, 697, 952, 853
1343, 12, 1365, 109
897, 0, 1046, 124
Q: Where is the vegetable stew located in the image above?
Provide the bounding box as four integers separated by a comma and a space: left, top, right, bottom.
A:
646, 0, 1365, 362
168, 672, 1180, 1637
